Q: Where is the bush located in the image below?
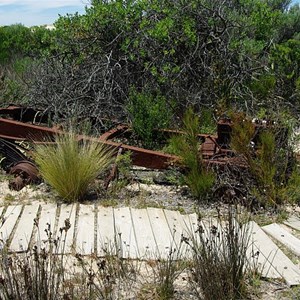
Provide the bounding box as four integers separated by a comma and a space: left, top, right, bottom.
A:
34, 132, 114, 202
277, 165, 300, 204
127, 88, 171, 149
199, 108, 216, 135
184, 167, 215, 199
252, 131, 277, 203
230, 112, 256, 163
230, 112, 297, 206
169, 107, 215, 199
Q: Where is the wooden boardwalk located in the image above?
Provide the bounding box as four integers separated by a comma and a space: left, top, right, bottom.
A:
2, 203, 300, 286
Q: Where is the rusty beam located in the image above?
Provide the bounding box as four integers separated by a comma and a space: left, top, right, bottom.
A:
99, 125, 129, 141
0, 118, 177, 169
0, 111, 246, 170
79, 135, 178, 169
0, 118, 58, 141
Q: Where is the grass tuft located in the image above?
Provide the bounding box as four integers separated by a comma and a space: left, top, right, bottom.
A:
34, 132, 114, 202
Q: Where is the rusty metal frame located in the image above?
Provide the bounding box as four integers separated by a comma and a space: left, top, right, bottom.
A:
0, 105, 244, 171
0, 105, 251, 190
0, 117, 178, 169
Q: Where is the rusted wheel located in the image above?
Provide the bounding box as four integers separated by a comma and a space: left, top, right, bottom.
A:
9, 160, 39, 191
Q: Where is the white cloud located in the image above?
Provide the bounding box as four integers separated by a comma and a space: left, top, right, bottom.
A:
0, 0, 88, 8
0, 0, 16, 5
0, 0, 88, 26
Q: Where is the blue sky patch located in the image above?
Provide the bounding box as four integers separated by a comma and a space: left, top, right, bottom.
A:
0, 1, 86, 27
0, 0, 299, 27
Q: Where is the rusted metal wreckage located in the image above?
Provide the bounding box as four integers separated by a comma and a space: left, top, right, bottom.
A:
0, 105, 246, 191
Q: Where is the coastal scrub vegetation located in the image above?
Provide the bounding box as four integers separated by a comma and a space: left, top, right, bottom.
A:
1, 2, 300, 298
1, 0, 300, 125
0, 0, 300, 206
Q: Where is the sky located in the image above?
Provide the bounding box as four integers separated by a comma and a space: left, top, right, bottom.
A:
0, 0, 300, 27
0, 0, 89, 27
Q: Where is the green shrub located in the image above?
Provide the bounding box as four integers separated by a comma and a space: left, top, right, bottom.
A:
199, 108, 216, 135
0, 77, 27, 104
185, 167, 215, 199
34, 132, 114, 202
230, 112, 256, 162
250, 74, 276, 99
278, 165, 300, 204
230, 112, 296, 206
127, 88, 171, 149
230, 115, 278, 205
253, 131, 277, 200
169, 107, 215, 199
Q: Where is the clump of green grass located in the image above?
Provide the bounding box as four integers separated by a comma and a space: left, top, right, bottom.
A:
34, 132, 114, 202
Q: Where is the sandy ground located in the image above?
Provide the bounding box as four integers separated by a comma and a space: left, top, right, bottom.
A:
1, 176, 300, 299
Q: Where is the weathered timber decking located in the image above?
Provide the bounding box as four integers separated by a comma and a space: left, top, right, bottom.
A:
2, 203, 300, 286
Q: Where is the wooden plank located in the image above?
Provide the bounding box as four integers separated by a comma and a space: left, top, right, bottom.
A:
97, 206, 115, 256
75, 204, 95, 255
247, 221, 300, 286
163, 210, 184, 240
147, 207, 174, 259
113, 207, 138, 259
34, 203, 58, 248
262, 223, 300, 257
178, 213, 213, 256
182, 212, 203, 258
284, 216, 300, 231
182, 214, 226, 258
130, 208, 156, 259
181, 212, 202, 244
0, 205, 23, 244
163, 210, 192, 258
10, 204, 39, 252
184, 212, 198, 235
55, 203, 77, 254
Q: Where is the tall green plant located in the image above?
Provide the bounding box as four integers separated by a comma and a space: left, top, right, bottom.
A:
279, 166, 300, 204
230, 112, 256, 163
169, 108, 214, 199
34, 132, 114, 202
127, 88, 171, 149
254, 131, 276, 187
230, 113, 294, 205
199, 108, 216, 135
